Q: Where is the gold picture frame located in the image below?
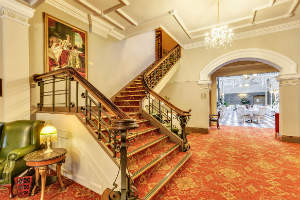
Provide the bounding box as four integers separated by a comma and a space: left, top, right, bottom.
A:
44, 13, 88, 79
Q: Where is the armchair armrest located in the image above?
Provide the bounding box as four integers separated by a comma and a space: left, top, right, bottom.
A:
7, 145, 36, 161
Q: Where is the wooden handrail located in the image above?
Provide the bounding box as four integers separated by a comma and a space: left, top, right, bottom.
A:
143, 45, 191, 117
145, 45, 181, 76
33, 67, 128, 119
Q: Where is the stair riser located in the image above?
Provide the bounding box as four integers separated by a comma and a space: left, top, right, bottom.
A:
115, 96, 145, 101
128, 134, 166, 159
133, 148, 180, 186
130, 83, 143, 87
120, 106, 140, 112
125, 87, 145, 91
114, 101, 140, 106
129, 128, 159, 142
121, 91, 146, 96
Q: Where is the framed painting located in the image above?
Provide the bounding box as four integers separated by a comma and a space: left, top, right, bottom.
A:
44, 13, 88, 78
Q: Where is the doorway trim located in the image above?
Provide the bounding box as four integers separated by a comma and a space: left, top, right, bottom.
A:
199, 48, 298, 83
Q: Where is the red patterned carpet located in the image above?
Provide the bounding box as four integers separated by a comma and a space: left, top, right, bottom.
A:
156, 126, 300, 200
1, 126, 298, 200
0, 175, 101, 200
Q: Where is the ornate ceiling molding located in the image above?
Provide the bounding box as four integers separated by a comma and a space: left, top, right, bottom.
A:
184, 20, 300, 49
0, 0, 35, 25
45, 0, 125, 40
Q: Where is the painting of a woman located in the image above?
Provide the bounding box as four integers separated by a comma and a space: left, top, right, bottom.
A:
45, 14, 88, 78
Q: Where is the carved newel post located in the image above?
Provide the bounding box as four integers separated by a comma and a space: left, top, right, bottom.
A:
112, 119, 138, 200
179, 115, 190, 152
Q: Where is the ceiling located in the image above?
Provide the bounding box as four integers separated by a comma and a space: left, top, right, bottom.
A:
28, 0, 300, 47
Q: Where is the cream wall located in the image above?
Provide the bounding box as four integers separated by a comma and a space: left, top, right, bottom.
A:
0, 3, 33, 122
160, 29, 300, 137
30, 2, 155, 109
36, 113, 120, 194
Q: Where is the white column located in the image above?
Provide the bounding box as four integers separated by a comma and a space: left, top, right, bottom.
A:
0, 0, 35, 121
198, 80, 211, 129
277, 75, 300, 138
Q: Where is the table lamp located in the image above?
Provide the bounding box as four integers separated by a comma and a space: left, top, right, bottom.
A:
40, 124, 57, 154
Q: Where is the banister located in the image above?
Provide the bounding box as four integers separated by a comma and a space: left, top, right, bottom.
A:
33, 67, 128, 119
145, 45, 181, 77
143, 45, 191, 117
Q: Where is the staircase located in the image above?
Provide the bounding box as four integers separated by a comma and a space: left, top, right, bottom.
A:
112, 74, 191, 199
33, 45, 191, 200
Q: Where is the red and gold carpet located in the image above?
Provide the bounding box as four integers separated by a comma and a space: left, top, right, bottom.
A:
0, 175, 101, 200
156, 126, 300, 200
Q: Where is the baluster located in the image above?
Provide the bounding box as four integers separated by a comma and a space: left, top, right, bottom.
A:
85, 90, 88, 123
151, 98, 154, 113
98, 103, 102, 140
65, 77, 68, 108
148, 93, 151, 114
76, 81, 79, 112
179, 115, 190, 152
68, 77, 71, 112
89, 99, 92, 120
39, 80, 44, 111
52, 76, 55, 112
158, 100, 161, 121
170, 109, 173, 130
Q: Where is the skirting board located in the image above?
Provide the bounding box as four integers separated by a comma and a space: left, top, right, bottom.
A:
278, 134, 300, 144
186, 127, 209, 134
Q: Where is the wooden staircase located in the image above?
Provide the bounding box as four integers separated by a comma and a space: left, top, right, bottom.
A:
110, 74, 191, 199
33, 45, 191, 200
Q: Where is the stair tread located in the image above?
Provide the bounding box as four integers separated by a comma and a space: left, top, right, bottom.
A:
138, 152, 192, 200
127, 135, 168, 157
130, 143, 179, 180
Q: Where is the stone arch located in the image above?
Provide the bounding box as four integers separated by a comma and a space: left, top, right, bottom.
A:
199, 48, 298, 83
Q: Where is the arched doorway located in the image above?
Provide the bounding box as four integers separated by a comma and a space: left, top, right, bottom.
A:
210, 61, 279, 128
199, 48, 300, 138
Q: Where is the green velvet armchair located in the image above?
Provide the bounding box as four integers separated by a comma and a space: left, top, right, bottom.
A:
0, 120, 44, 198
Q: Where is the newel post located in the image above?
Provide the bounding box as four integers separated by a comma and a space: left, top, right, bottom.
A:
112, 119, 138, 200
179, 115, 190, 152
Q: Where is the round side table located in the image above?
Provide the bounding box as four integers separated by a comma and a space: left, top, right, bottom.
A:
24, 148, 67, 200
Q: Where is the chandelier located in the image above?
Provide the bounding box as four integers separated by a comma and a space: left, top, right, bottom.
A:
205, 0, 234, 48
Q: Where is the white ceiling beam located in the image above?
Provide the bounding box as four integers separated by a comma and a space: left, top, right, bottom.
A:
116, 9, 138, 26
168, 10, 191, 39
288, 0, 300, 16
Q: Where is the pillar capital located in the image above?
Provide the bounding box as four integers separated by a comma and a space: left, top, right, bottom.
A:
0, 0, 35, 26
277, 74, 300, 86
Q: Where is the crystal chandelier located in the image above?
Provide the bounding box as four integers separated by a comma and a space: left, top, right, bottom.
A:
205, 0, 234, 48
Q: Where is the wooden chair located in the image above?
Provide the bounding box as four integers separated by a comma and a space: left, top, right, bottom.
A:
209, 111, 220, 129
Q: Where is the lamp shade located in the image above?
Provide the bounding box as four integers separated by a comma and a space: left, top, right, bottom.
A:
40, 125, 57, 136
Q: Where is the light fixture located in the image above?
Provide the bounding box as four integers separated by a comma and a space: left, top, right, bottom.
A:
40, 124, 57, 154
205, 0, 234, 48
244, 83, 250, 87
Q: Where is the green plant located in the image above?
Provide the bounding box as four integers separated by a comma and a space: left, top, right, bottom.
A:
152, 114, 163, 122
171, 127, 179, 134
241, 98, 250, 105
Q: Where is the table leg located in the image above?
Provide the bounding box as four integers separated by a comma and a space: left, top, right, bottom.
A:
31, 167, 40, 196
39, 166, 47, 200
56, 162, 65, 190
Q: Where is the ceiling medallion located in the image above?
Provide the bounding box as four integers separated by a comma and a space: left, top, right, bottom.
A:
205, 0, 234, 48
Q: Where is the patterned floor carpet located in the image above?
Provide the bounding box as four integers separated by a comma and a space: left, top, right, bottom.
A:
156, 126, 299, 200
0, 175, 101, 200
1, 126, 298, 200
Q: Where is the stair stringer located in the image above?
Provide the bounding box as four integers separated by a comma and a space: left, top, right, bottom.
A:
139, 108, 184, 148
36, 112, 121, 195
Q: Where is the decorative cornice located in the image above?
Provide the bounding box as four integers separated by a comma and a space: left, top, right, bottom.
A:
45, 0, 124, 40
45, 0, 88, 24
0, 0, 35, 25
183, 20, 300, 49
